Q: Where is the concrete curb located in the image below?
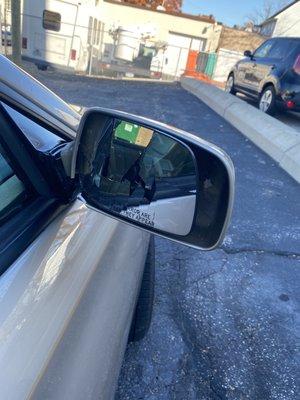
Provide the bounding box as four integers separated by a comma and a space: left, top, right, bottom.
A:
181, 76, 300, 183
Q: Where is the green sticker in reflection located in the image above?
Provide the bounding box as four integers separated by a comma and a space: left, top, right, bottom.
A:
114, 121, 140, 144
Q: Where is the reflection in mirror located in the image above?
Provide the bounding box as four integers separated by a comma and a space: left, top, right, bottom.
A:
80, 118, 198, 236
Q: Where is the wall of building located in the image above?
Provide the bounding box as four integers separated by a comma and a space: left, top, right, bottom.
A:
101, 0, 220, 52
0, 0, 11, 55
272, 1, 300, 37
97, 0, 223, 78
211, 26, 265, 82
217, 26, 264, 53
0, 0, 11, 24
213, 48, 243, 82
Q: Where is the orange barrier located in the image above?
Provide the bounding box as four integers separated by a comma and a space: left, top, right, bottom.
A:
183, 49, 220, 85
183, 50, 225, 88
183, 69, 225, 88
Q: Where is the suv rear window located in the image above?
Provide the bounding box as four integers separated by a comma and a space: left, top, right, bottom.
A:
268, 39, 296, 60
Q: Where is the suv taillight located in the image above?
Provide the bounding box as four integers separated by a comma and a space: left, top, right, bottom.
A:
293, 54, 300, 74
70, 49, 76, 61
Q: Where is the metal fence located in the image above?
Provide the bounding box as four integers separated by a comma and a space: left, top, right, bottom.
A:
196, 51, 217, 78
91, 28, 195, 81
1, 7, 236, 84
0, 8, 215, 82
0, 7, 249, 86
184, 48, 246, 84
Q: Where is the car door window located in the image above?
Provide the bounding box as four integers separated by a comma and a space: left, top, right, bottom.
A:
0, 144, 32, 223
253, 41, 273, 59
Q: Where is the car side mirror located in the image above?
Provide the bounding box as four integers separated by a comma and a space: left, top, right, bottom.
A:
244, 50, 253, 58
71, 108, 234, 250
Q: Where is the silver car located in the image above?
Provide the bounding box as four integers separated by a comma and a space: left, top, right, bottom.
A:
0, 55, 234, 400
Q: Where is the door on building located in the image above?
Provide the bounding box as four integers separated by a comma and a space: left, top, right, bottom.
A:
163, 32, 206, 78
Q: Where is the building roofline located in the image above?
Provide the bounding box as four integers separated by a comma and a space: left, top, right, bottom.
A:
262, 0, 298, 24
103, 0, 215, 24
222, 25, 264, 38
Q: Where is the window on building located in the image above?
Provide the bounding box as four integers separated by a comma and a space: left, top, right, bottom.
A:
190, 38, 206, 52
43, 10, 61, 32
260, 20, 276, 37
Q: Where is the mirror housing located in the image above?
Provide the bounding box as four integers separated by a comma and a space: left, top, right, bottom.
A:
244, 50, 253, 58
72, 108, 235, 250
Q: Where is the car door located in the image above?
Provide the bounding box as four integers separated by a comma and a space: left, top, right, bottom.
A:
0, 56, 234, 400
235, 55, 254, 89
249, 39, 274, 94
0, 85, 149, 399
255, 38, 297, 93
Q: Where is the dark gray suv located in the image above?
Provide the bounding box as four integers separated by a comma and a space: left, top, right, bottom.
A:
226, 37, 300, 115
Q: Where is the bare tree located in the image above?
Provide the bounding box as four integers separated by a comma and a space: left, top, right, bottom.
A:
246, 0, 291, 25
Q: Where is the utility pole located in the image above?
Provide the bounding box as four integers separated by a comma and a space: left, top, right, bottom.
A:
11, 0, 21, 65
3, 0, 8, 56
0, 4, 3, 55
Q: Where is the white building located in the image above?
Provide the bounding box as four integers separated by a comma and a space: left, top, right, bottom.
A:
1, 0, 222, 77
260, 0, 300, 37
99, 0, 221, 78
101, 0, 220, 51
0, 0, 11, 55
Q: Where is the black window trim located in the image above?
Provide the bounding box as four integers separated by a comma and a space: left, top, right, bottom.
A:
0, 141, 34, 224
0, 197, 66, 276
0, 93, 77, 141
0, 103, 69, 276
0, 103, 53, 197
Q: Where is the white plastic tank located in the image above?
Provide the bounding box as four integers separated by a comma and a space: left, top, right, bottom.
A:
114, 27, 141, 62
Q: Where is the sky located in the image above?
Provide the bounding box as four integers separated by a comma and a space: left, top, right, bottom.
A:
182, 0, 286, 26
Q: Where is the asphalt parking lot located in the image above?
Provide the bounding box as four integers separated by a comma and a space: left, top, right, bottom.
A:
30, 68, 300, 400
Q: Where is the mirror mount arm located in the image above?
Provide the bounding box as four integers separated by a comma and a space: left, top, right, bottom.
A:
61, 141, 75, 177
244, 50, 253, 59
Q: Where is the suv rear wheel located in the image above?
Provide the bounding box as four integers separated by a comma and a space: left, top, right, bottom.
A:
225, 74, 236, 95
259, 85, 277, 115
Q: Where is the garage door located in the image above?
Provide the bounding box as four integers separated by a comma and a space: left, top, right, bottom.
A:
163, 33, 206, 77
